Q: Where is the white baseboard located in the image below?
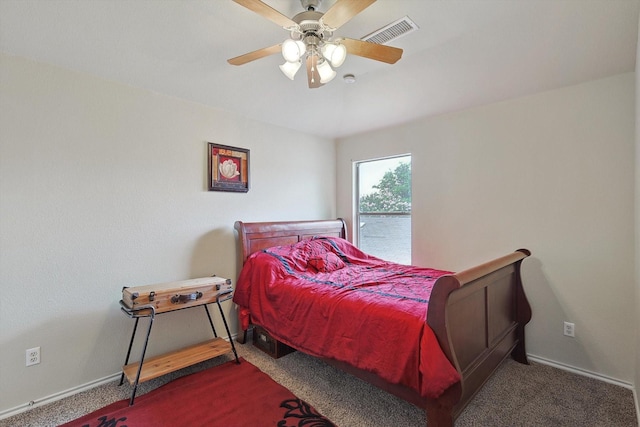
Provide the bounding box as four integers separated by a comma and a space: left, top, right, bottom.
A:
527, 353, 633, 389
0, 334, 238, 421
0, 372, 121, 420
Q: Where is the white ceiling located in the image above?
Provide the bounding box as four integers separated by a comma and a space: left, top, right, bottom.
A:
1, 0, 638, 139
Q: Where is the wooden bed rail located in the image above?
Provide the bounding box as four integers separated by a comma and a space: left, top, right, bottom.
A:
449, 249, 530, 286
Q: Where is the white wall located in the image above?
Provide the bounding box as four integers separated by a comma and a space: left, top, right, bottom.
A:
337, 73, 636, 385
0, 53, 336, 413
635, 13, 640, 416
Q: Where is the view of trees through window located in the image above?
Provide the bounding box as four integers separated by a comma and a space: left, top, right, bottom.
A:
359, 161, 411, 213
356, 155, 411, 264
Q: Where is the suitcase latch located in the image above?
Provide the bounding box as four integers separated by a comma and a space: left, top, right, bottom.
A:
171, 292, 203, 304
216, 278, 233, 291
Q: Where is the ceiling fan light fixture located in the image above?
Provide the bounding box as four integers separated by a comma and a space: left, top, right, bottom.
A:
228, 0, 403, 89
279, 60, 302, 80
317, 60, 336, 84
321, 43, 347, 68
282, 39, 306, 63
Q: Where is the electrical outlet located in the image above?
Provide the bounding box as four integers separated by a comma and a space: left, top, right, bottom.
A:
563, 322, 575, 338
26, 347, 40, 366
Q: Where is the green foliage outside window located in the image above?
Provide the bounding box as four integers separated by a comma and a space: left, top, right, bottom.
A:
359, 162, 411, 213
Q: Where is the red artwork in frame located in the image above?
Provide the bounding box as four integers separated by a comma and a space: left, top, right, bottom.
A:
208, 143, 249, 192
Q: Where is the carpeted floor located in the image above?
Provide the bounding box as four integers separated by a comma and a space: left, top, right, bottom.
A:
2, 337, 638, 427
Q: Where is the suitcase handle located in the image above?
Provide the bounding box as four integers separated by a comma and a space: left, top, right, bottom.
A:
171, 292, 203, 304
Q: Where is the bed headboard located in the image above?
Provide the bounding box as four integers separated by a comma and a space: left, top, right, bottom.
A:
234, 219, 348, 265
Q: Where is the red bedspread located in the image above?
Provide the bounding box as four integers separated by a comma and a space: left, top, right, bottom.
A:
233, 237, 461, 399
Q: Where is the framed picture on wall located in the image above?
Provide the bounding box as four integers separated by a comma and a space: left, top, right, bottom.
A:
207, 143, 250, 192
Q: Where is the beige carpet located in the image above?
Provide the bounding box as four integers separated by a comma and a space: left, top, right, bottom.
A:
2, 338, 637, 427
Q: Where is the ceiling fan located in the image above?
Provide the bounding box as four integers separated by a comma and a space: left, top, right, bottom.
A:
227, 0, 403, 88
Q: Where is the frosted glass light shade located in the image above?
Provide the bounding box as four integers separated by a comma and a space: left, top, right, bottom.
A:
317, 60, 336, 84
279, 61, 302, 80
321, 43, 347, 68
282, 39, 306, 63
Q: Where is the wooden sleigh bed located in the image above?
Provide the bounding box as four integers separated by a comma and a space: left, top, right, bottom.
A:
233, 219, 532, 427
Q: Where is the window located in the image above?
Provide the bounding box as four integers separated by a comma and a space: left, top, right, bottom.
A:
355, 155, 411, 264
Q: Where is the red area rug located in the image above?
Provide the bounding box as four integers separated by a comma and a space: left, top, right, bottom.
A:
60, 358, 335, 427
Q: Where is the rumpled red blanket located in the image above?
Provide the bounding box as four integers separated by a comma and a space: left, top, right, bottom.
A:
233, 237, 461, 399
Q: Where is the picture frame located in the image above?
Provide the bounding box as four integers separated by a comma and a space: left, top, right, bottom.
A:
207, 143, 250, 193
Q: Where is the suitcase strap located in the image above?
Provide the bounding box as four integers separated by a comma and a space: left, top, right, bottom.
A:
171, 292, 203, 304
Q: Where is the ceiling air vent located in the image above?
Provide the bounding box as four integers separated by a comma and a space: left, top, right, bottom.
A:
361, 16, 419, 45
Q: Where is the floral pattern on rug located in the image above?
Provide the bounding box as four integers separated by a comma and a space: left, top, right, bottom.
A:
278, 398, 336, 427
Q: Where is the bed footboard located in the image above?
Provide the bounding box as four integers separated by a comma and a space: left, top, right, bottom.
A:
426, 249, 532, 423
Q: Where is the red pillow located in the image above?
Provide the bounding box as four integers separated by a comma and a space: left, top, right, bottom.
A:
308, 252, 345, 273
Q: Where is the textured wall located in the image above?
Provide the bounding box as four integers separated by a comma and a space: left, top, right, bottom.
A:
0, 53, 336, 413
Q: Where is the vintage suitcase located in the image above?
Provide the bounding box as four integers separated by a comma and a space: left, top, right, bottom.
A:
122, 276, 233, 314
252, 326, 296, 359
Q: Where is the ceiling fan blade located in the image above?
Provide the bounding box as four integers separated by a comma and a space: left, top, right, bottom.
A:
227, 44, 282, 66
232, 0, 297, 28
306, 55, 323, 89
341, 38, 403, 64
321, 0, 376, 29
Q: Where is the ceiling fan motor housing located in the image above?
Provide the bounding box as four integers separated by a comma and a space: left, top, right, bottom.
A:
292, 11, 324, 33
291, 10, 331, 46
